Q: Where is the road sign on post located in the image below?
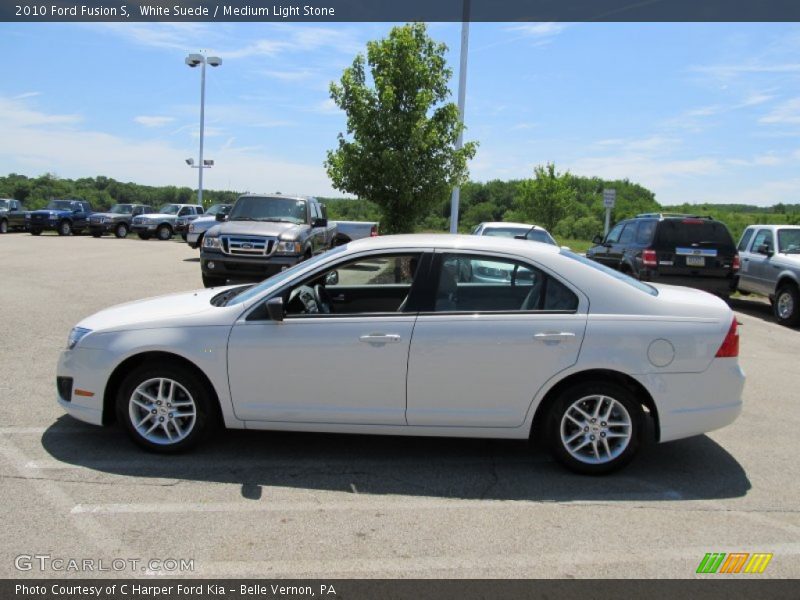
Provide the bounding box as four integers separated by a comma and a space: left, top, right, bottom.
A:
603, 188, 616, 236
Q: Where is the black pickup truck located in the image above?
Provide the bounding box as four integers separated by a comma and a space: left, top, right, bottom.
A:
200, 194, 337, 287
0, 199, 29, 233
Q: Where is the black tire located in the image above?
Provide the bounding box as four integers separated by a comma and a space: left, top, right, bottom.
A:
137, 232, 151, 240
546, 381, 643, 475
181, 232, 188, 242
202, 273, 227, 288
773, 283, 800, 327
30, 229, 41, 236
115, 223, 129, 239
195, 233, 204, 250
57, 220, 72, 236
91, 232, 102, 238
156, 224, 172, 241
0, 219, 7, 234
116, 361, 217, 453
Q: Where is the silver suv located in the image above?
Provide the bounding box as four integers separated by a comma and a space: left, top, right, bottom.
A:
736, 224, 800, 326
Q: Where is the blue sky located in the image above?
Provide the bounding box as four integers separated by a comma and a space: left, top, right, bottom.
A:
2, 22, 800, 206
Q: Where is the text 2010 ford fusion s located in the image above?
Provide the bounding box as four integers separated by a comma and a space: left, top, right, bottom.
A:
57, 234, 744, 474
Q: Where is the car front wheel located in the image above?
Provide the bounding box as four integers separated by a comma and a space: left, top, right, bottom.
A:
115, 223, 129, 238
156, 224, 172, 241
137, 232, 151, 240
774, 284, 800, 327
58, 220, 72, 236
547, 381, 642, 475
0, 219, 7, 234
116, 362, 215, 453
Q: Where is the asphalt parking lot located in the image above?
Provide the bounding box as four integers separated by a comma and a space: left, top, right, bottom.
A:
1, 233, 799, 579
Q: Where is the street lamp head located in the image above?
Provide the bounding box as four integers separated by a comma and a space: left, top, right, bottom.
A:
203, 159, 215, 166
185, 158, 194, 166
185, 54, 204, 68
206, 56, 222, 67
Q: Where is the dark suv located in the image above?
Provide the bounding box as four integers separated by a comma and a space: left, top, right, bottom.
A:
586, 213, 739, 298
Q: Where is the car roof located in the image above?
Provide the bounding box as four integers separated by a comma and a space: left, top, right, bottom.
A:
238, 193, 312, 201
480, 221, 546, 230
347, 233, 561, 254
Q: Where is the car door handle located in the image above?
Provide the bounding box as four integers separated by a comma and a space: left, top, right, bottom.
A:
359, 334, 402, 344
534, 332, 576, 342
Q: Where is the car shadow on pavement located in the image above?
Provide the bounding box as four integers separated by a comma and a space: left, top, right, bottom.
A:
183, 257, 201, 263
41, 417, 750, 502
729, 296, 776, 326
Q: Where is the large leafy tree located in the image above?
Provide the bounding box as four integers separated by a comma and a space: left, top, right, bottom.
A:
325, 23, 477, 234
513, 164, 577, 232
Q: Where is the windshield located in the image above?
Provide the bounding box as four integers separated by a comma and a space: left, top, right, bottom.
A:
226, 245, 348, 306
561, 249, 658, 296
46, 200, 75, 211
526, 229, 557, 245
157, 204, 181, 215
110, 204, 133, 214
206, 204, 231, 216
229, 196, 307, 224
0, 200, 9, 209
483, 226, 532, 238
778, 229, 800, 254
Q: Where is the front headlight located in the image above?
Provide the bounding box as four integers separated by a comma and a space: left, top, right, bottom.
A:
204, 236, 221, 249
67, 327, 92, 350
25, 214, 30, 220
276, 240, 302, 254
188, 223, 196, 233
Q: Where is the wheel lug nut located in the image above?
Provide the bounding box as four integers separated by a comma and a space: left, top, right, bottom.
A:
159, 417, 164, 422
584, 427, 589, 432
151, 409, 157, 415
591, 418, 596, 423
156, 401, 162, 406
600, 432, 606, 438
590, 435, 595, 440
601, 422, 606, 427
168, 413, 173, 418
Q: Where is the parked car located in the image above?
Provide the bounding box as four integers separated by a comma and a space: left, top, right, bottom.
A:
131, 204, 204, 241
200, 194, 336, 287
176, 204, 223, 241
29, 199, 94, 236
185, 203, 232, 248
586, 213, 739, 299
0, 198, 29, 233
331, 220, 379, 245
736, 224, 800, 326
472, 221, 557, 245
88, 204, 154, 238
57, 234, 744, 474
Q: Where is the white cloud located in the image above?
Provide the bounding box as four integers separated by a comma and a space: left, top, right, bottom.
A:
261, 68, 315, 81
507, 23, 567, 38
759, 97, 800, 125
312, 98, 340, 115
134, 115, 175, 128
0, 96, 81, 127
13, 91, 41, 100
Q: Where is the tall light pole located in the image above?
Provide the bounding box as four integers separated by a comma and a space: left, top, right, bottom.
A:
449, 0, 470, 234
185, 53, 221, 206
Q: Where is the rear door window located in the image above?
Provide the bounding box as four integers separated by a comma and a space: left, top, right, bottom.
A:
618, 222, 638, 244
606, 222, 625, 243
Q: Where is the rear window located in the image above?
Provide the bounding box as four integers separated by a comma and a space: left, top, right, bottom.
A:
561, 250, 658, 296
655, 220, 735, 249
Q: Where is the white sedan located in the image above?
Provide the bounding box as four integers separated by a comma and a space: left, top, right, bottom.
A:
57, 234, 745, 474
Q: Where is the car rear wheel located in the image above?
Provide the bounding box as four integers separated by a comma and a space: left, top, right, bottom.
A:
156, 224, 172, 241
547, 381, 642, 475
31, 229, 41, 236
58, 220, 71, 236
137, 232, 151, 240
0, 219, 7, 234
115, 223, 129, 238
774, 284, 800, 327
116, 363, 216, 453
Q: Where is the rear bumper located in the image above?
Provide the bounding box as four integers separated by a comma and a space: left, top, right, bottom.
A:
641, 272, 735, 295
635, 358, 745, 443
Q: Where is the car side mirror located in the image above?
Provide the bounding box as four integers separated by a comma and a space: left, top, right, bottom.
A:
757, 244, 774, 257
312, 217, 327, 227
592, 234, 604, 245
266, 297, 284, 322
215, 212, 227, 222
325, 271, 339, 286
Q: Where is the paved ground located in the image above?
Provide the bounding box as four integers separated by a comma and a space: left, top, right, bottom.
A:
1, 232, 798, 579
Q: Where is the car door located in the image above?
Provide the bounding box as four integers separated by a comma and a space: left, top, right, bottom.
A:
9, 200, 24, 228
592, 222, 625, 267
227, 251, 427, 424
747, 228, 777, 295
607, 221, 637, 269
406, 251, 587, 428
736, 228, 757, 292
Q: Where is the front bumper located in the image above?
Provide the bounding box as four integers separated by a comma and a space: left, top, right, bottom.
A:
29, 218, 60, 231
187, 231, 202, 247
56, 347, 113, 427
131, 223, 158, 232
635, 358, 745, 443
89, 223, 116, 234
200, 249, 301, 280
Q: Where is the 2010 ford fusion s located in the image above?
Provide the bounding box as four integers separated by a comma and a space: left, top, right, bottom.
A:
57, 234, 744, 474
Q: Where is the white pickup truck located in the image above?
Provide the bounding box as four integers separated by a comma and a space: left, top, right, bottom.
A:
331, 220, 379, 246
736, 224, 800, 326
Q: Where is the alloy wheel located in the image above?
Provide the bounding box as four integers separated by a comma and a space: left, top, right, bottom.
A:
128, 377, 197, 445
560, 394, 632, 465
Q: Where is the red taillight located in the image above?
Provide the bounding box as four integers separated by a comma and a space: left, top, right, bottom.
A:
715, 318, 739, 358
642, 249, 657, 268
732, 253, 740, 271
370, 224, 379, 237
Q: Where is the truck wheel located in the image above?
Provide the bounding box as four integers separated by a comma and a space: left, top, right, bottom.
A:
115, 223, 129, 238
181, 232, 188, 242
31, 229, 41, 236
116, 361, 217, 453
774, 284, 800, 327
0, 219, 7, 234
156, 224, 173, 241
137, 232, 151, 240
202, 273, 227, 288
58, 220, 72, 236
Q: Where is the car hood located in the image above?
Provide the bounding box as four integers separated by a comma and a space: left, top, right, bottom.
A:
76, 287, 242, 333
91, 212, 126, 219
137, 213, 177, 220
213, 220, 305, 238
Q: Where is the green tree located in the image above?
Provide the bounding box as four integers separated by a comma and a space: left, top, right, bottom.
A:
514, 164, 576, 232
325, 23, 477, 234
